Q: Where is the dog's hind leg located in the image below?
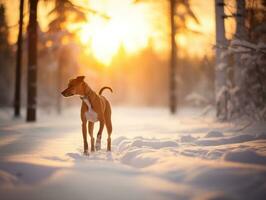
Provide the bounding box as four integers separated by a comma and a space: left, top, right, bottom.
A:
105, 103, 112, 151
88, 122, 95, 152
105, 117, 112, 151
96, 121, 104, 151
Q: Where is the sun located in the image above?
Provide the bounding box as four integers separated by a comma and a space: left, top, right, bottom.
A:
70, 0, 154, 66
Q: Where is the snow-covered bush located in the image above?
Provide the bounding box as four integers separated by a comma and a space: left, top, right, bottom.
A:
226, 39, 266, 121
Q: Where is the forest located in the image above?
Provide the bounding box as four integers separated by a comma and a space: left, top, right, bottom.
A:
0, 1, 265, 200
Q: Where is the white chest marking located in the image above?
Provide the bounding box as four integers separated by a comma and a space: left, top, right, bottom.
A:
83, 98, 98, 122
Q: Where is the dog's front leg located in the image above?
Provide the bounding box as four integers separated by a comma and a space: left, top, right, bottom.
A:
88, 122, 95, 151
95, 120, 104, 151
81, 102, 89, 154
82, 121, 89, 154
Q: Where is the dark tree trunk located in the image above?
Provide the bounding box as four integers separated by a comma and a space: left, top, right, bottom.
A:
26, 0, 38, 122
169, 0, 177, 114
14, 0, 24, 117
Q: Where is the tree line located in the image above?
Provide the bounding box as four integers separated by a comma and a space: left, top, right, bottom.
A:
1, 0, 265, 122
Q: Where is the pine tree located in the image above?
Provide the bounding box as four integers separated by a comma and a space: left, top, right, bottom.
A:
228, 0, 266, 120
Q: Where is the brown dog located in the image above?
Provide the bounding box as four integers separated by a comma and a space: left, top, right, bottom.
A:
61, 76, 113, 154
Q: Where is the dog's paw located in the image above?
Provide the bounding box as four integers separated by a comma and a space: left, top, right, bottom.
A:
83, 150, 89, 156
95, 144, 101, 151
95, 140, 101, 151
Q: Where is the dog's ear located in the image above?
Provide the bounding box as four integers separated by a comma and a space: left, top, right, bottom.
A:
76, 76, 85, 82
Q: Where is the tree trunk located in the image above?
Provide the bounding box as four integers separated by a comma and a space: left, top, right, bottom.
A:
235, 0, 246, 39
26, 0, 38, 122
169, 0, 177, 114
232, 0, 246, 117
234, 0, 246, 87
214, 0, 227, 120
14, 0, 24, 117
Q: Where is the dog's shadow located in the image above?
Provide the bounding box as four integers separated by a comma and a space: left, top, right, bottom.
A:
66, 153, 86, 161
66, 151, 114, 162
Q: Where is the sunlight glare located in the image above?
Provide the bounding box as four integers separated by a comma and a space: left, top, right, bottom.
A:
64, 0, 216, 65
73, 0, 152, 65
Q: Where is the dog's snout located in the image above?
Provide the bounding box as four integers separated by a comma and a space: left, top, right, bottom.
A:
61, 89, 68, 97
61, 88, 74, 97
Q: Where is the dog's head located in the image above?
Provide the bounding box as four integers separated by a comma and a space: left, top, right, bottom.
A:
61, 76, 86, 97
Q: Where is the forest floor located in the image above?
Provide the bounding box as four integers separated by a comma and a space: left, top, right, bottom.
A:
0, 106, 266, 200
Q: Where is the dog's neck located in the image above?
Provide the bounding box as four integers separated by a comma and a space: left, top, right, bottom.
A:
81, 83, 97, 102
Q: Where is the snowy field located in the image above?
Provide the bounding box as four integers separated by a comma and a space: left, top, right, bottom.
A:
0, 106, 266, 200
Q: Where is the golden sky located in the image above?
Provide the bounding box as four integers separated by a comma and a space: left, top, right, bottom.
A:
1, 0, 231, 65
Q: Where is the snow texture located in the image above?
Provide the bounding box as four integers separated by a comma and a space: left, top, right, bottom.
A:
0, 107, 266, 200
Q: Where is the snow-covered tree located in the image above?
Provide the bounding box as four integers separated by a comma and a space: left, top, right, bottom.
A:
214, 0, 228, 120
216, 0, 266, 121
228, 39, 266, 120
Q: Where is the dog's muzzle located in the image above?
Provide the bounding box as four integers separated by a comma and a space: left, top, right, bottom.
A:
61, 89, 73, 97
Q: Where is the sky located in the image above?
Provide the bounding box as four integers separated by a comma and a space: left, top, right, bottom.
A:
1, 0, 234, 65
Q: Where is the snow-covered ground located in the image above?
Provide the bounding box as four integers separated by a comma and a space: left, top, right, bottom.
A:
0, 106, 266, 200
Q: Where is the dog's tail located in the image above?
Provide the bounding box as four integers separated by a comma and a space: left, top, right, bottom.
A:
99, 86, 113, 95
